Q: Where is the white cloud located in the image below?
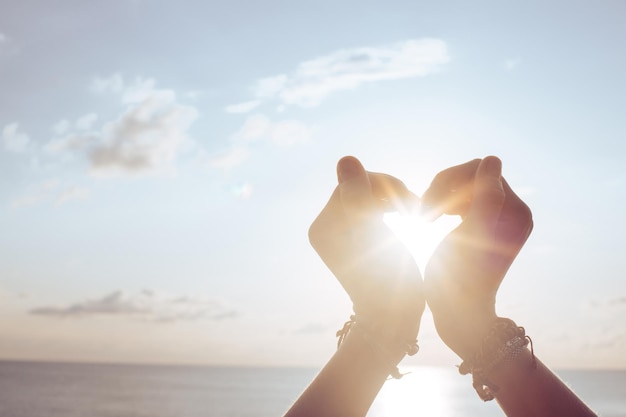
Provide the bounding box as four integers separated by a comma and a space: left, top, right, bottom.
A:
10, 180, 90, 209
212, 115, 312, 170
234, 114, 272, 142
89, 90, 198, 177
121, 76, 157, 104
90, 72, 124, 94
252, 38, 450, 107
224, 100, 261, 114
55, 74, 199, 177
30, 290, 239, 322
10, 179, 60, 209
232, 114, 312, 146
2, 122, 30, 152
270, 120, 312, 146
55, 185, 90, 206
52, 119, 71, 136
47, 133, 98, 153
503, 57, 522, 71
210, 146, 250, 170
75, 113, 98, 130
255, 75, 288, 98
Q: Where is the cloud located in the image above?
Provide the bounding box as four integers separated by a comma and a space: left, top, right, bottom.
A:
0, 33, 7, 43
251, 38, 449, 107
2, 122, 30, 152
255, 75, 288, 98
52, 119, 71, 136
90, 72, 124, 94
210, 115, 312, 170
502, 57, 522, 71
209, 146, 250, 170
232, 114, 312, 146
224, 100, 261, 114
53, 74, 199, 177
55, 185, 90, 206
89, 90, 198, 177
30, 290, 239, 323
270, 120, 312, 146
120, 76, 157, 104
10, 179, 89, 209
75, 113, 98, 130
233, 114, 272, 142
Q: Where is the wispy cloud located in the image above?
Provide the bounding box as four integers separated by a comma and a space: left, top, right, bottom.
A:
55, 185, 90, 206
10, 179, 89, 209
231, 114, 312, 145
50, 74, 199, 177
30, 290, 239, 323
75, 113, 99, 130
224, 100, 261, 114
90, 72, 124, 95
209, 146, 250, 170
2, 122, 30, 152
209, 114, 312, 170
249, 38, 449, 108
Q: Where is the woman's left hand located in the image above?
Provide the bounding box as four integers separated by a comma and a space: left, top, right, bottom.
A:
308, 156, 425, 346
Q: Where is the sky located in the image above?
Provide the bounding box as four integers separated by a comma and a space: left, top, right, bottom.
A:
0, 0, 625, 369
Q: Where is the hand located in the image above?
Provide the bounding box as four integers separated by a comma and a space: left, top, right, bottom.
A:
308, 156, 425, 345
422, 156, 533, 360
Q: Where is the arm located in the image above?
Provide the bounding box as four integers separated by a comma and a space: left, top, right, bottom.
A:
284, 156, 424, 417
422, 156, 597, 417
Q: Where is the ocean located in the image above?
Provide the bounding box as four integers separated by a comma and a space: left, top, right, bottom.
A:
0, 361, 623, 417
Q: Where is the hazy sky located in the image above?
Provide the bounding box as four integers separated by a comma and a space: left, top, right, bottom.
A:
1, 0, 625, 369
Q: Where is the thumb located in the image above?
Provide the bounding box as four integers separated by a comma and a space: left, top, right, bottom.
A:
465, 156, 505, 235
336, 156, 375, 218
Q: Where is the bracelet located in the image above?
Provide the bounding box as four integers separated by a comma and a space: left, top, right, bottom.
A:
458, 317, 537, 401
336, 314, 419, 379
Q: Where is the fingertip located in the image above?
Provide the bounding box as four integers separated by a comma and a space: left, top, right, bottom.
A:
481, 156, 502, 178
337, 156, 365, 184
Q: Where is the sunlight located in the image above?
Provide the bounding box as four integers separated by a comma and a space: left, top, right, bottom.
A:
383, 212, 460, 269
370, 367, 455, 417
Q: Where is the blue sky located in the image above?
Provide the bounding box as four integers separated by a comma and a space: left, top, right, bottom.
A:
0, 0, 625, 368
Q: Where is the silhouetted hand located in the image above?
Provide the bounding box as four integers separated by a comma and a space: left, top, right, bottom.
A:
309, 156, 424, 345
422, 156, 533, 360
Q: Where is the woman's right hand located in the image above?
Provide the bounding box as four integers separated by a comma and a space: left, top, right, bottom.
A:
421, 156, 533, 360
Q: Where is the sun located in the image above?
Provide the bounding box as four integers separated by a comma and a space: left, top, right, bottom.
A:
383, 211, 460, 269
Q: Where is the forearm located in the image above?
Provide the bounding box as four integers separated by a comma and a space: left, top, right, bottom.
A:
283, 326, 404, 417
488, 349, 598, 417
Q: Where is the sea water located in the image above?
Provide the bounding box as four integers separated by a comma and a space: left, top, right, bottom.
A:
0, 361, 623, 417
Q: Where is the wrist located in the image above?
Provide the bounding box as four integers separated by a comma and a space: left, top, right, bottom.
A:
336, 315, 419, 379
457, 317, 536, 401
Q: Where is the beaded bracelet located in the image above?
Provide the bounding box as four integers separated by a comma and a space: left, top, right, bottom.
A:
336, 314, 419, 379
458, 317, 537, 401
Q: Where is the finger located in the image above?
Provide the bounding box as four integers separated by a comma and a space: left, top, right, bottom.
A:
337, 156, 376, 219
308, 185, 341, 247
496, 177, 534, 248
421, 159, 481, 219
368, 172, 420, 213
465, 156, 505, 236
